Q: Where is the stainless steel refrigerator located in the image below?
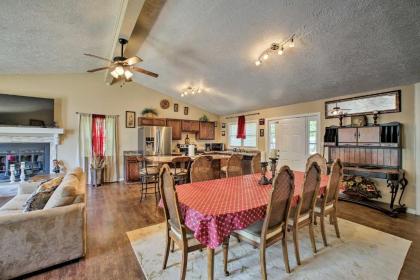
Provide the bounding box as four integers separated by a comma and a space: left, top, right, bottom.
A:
138, 126, 172, 156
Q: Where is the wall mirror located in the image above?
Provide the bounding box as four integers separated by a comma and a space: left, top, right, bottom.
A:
325, 90, 401, 118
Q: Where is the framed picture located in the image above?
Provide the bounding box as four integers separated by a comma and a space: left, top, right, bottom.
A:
184, 106, 189, 115
221, 131, 225, 136
221, 123, 226, 129
259, 118, 265, 125
125, 111, 136, 128
260, 129, 264, 137
174, 103, 179, 112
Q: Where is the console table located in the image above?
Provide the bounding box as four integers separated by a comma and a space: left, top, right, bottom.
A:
324, 122, 407, 217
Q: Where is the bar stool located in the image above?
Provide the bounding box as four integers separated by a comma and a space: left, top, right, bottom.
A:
139, 156, 160, 203
170, 156, 191, 185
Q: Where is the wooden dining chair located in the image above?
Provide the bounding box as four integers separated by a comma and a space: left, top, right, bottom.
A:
306, 153, 328, 175
159, 164, 206, 280
251, 152, 261, 174
287, 162, 321, 266
314, 158, 343, 247
224, 166, 295, 279
138, 156, 160, 203
171, 156, 191, 185
220, 154, 243, 178
189, 155, 214, 183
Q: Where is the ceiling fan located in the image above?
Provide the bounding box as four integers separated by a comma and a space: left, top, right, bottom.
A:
330, 102, 351, 116
84, 38, 158, 84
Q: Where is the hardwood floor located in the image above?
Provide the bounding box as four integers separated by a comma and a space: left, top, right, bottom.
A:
2, 182, 419, 280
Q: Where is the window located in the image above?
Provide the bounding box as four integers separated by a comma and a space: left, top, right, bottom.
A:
228, 122, 257, 148
307, 118, 319, 155
268, 122, 277, 150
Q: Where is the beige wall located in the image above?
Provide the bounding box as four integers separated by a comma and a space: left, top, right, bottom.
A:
219, 85, 416, 210
0, 73, 219, 177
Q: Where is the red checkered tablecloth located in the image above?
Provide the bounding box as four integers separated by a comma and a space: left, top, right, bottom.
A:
174, 172, 329, 249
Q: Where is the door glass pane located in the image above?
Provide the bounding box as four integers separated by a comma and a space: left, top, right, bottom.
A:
309, 120, 317, 131
309, 131, 317, 143
308, 143, 317, 155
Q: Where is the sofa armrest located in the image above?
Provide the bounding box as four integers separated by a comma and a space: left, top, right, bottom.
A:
17, 181, 39, 195
0, 203, 86, 279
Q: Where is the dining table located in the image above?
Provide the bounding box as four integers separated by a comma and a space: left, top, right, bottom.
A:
172, 171, 330, 279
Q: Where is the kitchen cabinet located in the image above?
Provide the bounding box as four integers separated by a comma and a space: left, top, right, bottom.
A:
338, 127, 381, 146
138, 117, 166, 126
166, 119, 182, 140
181, 120, 200, 132
124, 156, 140, 183
358, 127, 380, 144
338, 127, 358, 145
198, 121, 215, 140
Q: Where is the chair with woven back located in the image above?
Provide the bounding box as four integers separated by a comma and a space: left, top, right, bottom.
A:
220, 154, 243, 178
189, 155, 214, 183
159, 164, 207, 280
314, 158, 343, 247
170, 156, 191, 185
306, 153, 328, 175
251, 152, 261, 174
224, 166, 295, 279
287, 161, 321, 266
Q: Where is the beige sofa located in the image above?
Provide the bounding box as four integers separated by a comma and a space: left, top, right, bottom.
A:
0, 168, 87, 279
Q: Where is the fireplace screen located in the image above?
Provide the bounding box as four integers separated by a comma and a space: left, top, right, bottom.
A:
0, 143, 50, 182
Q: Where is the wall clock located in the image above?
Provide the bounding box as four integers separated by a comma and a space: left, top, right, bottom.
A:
160, 99, 170, 109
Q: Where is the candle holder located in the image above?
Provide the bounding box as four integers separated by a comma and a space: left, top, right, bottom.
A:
268, 157, 278, 184
258, 161, 270, 185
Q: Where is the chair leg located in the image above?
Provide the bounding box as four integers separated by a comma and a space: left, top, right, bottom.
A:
333, 211, 341, 238
309, 222, 317, 254
180, 245, 188, 280
281, 236, 291, 273
314, 215, 317, 225
329, 214, 334, 225
320, 214, 328, 247
162, 232, 170, 269
170, 239, 175, 252
259, 245, 267, 280
223, 237, 230, 276
292, 225, 301, 265
140, 181, 144, 202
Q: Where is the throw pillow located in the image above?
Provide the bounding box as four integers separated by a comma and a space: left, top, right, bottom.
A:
22, 186, 58, 212
36, 176, 64, 192
44, 174, 79, 209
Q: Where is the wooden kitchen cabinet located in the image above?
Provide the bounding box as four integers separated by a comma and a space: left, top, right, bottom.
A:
338, 127, 358, 145
181, 120, 200, 132
124, 156, 140, 183
166, 119, 182, 140
358, 127, 380, 144
138, 117, 166, 126
198, 121, 215, 140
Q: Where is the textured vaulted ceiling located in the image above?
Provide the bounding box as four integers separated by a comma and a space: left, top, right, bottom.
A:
0, 0, 123, 74
133, 0, 420, 115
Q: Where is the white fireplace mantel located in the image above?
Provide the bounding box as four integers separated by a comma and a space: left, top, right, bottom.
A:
0, 126, 64, 173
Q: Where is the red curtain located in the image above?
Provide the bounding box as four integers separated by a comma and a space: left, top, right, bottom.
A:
236, 115, 246, 139
92, 114, 105, 156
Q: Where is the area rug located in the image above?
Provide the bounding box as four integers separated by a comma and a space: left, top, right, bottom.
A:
127, 219, 411, 280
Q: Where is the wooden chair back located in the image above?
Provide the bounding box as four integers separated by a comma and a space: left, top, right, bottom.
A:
171, 156, 191, 175
263, 166, 295, 232
251, 152, 261, 174
325, 159, 343, 205
298, 162, 321, 216
159, 164, 183, 233
227, 154, 243, 177
306, 153, 327, 175
190, 156, 214, 183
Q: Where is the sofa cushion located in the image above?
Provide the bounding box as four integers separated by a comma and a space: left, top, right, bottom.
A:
44, 174, 79, 209
37, 176, 64, 192
0, 209, 22, 216
0, 194, 31, 211
23, 186, 58, 212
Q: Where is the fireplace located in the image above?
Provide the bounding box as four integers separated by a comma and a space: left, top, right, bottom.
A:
0, 143, 50, 182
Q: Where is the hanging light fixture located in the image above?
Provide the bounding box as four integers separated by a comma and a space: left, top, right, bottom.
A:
181, 86, 202, 97
255, 34, 296, 66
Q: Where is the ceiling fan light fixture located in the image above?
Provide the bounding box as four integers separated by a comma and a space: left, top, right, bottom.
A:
255, 60, 261, 66
115, 66, 124, 76
110, 70, 119, 79
124, 70, 133, 79
262, 53, 269, 60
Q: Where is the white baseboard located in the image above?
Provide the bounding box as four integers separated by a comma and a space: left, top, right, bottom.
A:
407, 208, 417, 215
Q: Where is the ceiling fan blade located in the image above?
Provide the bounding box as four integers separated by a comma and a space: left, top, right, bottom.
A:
84, 53, 113, 63
87, 66, 111, 73
132, 66, 159, 78
124, 56, 143, 65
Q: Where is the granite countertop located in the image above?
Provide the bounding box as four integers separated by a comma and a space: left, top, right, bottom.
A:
203, 150, 259, 157
123, 151, 143, 156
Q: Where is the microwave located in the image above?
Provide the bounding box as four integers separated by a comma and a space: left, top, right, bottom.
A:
205, 143, 225, 151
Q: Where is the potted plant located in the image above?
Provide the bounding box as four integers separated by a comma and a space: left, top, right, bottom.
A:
199, 114, 209, 122
90, 155, 105, 187
141, 108, 158, 118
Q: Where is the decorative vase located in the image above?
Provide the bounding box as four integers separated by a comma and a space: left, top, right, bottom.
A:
90, 167, 104, 187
